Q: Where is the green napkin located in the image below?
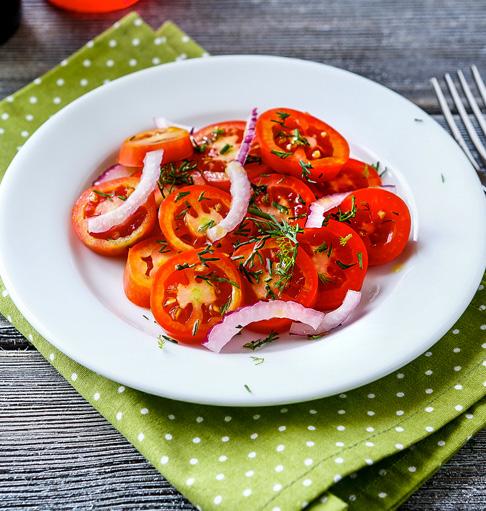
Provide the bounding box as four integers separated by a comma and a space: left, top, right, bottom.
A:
0, 13, 484, 511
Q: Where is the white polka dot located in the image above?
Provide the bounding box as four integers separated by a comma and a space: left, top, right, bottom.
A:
272, 508, 281, 511
154, 36, 167, 45
304, 458, 313, 466
306, 440, 315, 447
278, 425, 286, 432
181, 34, 190, 43
425, 388, 434, 394
129, 58, 137, 67
465, 413, 474, 419
378, 492, 387, 499
379, 469, 387, 476
34, 78, 42, 85
349, 495, 357, 502
106, 59, 114, 67
455, 404, 463, 411
242, 488, 252, 497
196, 416, 204, 423
152, 57, 161, 65
221, 436, 230, 442
454, 384, 463, 390
140, 407, 149, 415
307, 425, 316, 431
86, 40, 94, 48
366, 426, 375, 432
137, 432, 144, 441
215, 473, 224, 480
425, 406, 434, 413
190, 458, 198, 465
395, 426, 405, 432
83, 59, 91, 67
308, 408, 317, 414
335, 441, 344, 447
276, 444, 285, 452
109, 39, 117, 47
396, 410, 404, 416
246, 470, 254, 477
134, 18, 142, 26
273, 483, 282, 492
116, 411, 123, 421
453, 347, 461, 353
186, 477, 194, 486
253, 414, 260, 420
53, 97, 61, 105
248, 451, 256, 458
224, 416, 232, 422
165, 433, 173, 441
408, 466, 416, 472
365, 441, 374, 447
480, 284, 485, 290
480, 304, 486, 311
29, 96, 38, 104
335, 457, 344, 464
396, 392, 405, 397
117, 385, 125, 393
1, 112, 9, 120
25, 114, 34, 121
168, 414, 175, 420
437, 440, 445, 447
303, 479, 312, 487
160, 455, 169, 464
395, 443, 404, 450
338, 409, 346, 415
218, 455, 227, 462
333, 474, 342, 483
339, 393, 347, 398
425, 426, 434, 432
367, 393, 375, 399
21, 130, 29, 138
452, 328, 460, 334
0, 128, 4, 134
60, 59, 68, 66
202, 52, 210, 57
337, 425, 346, 431
28, 334, 33, 341
6, 95, 13, 102
454, 366, 462, 372
396, 373, 405, 379
71, 372, 78, 381
213, 495, 222, 505
49, 353, 55, 361
425, 369, 433, 375
425, 351, 433, 357
132, 37, 140, 46
193, 437, 201, 444
275, 464, 284, 472
367, 410, 375, 416
250, 433, 258, 440
365, 458, 374, 465
56, 78, 64, 86
480, 324, 486, 330
482, 343, 486, 349
80, 79, 88, 86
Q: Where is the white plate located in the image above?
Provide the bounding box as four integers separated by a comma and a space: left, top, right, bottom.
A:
0, 56, 485, 406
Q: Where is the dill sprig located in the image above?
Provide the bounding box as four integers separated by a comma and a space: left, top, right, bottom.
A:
158, 160, 198, 197
243, 331, 279, 351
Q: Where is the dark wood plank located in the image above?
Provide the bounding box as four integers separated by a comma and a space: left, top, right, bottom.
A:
1, 0, 486, 112
0, 351, 484, 510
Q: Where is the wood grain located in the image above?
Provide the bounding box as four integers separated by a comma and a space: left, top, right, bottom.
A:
1, 0, 485, 509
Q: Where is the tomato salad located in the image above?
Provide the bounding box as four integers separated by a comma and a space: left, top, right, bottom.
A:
72, 107, 411, 352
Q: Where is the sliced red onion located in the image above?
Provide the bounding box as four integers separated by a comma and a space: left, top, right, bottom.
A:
87, 150, 163, 234
154, 117, 193, 132
289, 290, 361, 336
92, 164, 132, 186
235, 107, 258, 165
206, 160, 251, 241
203, 300, 323, 353
305, 192, 350, 228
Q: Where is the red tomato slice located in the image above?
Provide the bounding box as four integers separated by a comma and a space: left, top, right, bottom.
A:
159, 184, 232, 252
256, 108, 350, 183
250, 173, 315, 228
312, 159, 382, 197
151, 249, 244, 344
332, 188, 411, 266
124, 236, 175, 308
193, 121, 272, 191
232, 238, 318, 333
299, 221, 368, 311
119, 127, 194, 167
71, 177, 156, 256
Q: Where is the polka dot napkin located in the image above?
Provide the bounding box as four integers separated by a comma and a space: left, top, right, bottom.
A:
0, 12, 485, 511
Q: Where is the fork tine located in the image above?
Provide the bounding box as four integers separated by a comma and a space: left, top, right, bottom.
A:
430, 77, 481, 171
444, 73, 486, 163
457, 70, 486, 139
471, 65, 486, 105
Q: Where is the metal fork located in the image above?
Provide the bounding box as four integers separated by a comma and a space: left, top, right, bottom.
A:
431, 65, 486, 191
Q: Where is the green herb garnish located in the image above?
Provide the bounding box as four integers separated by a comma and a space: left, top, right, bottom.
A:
243, 331, 279, 351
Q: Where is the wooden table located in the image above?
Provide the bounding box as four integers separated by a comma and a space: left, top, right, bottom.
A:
0, 0, 485, 509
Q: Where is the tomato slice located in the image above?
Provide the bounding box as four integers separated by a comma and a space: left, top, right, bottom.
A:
232, 238, 318, 333
124, 236, 175, 308
332, 188, 411, 266
256, 108, 349, 183
312, 159, 382, 197
250, 173, 315, 228
159, 184, 232, 252
299, 221, 368, 311
193, 121, 271, 191
119, 127, 194, 167
71, 177, 156, 256
151, 249, 244, 344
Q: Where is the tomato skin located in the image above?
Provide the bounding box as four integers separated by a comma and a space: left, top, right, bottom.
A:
233, 238, 318, 333
334, 188, 411, 266
159, 184, 232, 252
124, 236, 175, 308
118, 127, 194, 167
250, 173, 316, 228
299, 221, 368, 311
311, 159, 382, 197
71, 177, 156, 257
150, 249, 244, 344
256, 108, 350, 183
